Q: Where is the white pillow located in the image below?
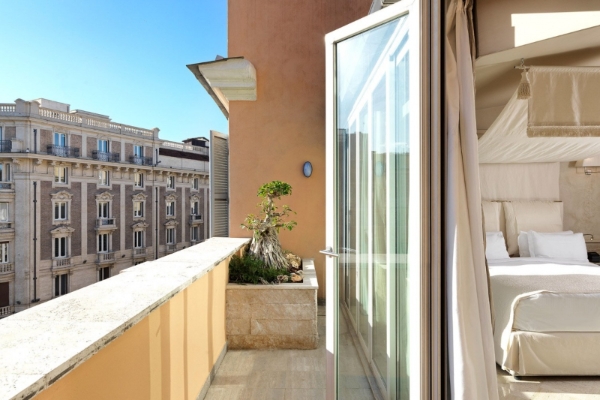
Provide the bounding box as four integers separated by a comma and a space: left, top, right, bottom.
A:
503, 201, 563, 256
528, 231, 587, 261
486, 232, 510, 260
518, 230, 573, 257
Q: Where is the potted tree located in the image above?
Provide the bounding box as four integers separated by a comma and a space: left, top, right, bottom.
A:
226, 181, 319, 349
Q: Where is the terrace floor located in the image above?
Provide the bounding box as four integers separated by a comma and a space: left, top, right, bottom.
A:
497, 367, 600, 399
205, 306, 378, 400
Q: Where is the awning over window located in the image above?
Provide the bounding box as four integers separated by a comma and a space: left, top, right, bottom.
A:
187, 57, 257, 119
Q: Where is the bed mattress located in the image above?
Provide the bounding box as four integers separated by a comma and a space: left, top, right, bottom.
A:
488, 257, 600, 374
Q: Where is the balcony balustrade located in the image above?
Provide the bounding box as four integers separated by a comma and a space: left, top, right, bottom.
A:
47, 145, 80, 158
133, 247, 146, 257
92, 150, 120, 163
189, 214, 203, 224
52, 257, 71, 269
0, 222, 12, 229
166, 244, 177, 253
0, 263, 13, 274
0, 140, 12, 153
96, 218, 116, 228
0, 183, 12, 190
0, 305, 13, 319
97, 252, 115, 264
129, 155, 153, 166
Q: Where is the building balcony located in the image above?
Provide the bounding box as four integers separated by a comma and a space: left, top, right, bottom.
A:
189, 214, 203, 224
52, 256, 71, 270
129, 155, 153, 166
0, 222, 12, 230
0, 263, 13, 274
95, 218, 117, 229
166, 243, 177, 253
92, 150, 120, 163
0, 140, 12, 153
0, 183, 12, 190
133, 247, 146, 257
0, 305, 13, 319
96, 252, 115, 264
47, 145, 80, 158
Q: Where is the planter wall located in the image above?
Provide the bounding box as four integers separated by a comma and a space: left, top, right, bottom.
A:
226, 258, 318, 349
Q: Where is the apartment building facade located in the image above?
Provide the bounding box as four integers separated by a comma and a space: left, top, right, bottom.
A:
0, 98, 210, 315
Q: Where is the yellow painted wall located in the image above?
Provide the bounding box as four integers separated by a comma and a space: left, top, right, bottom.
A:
227, 0, 372, 299
35, 258, 229, 400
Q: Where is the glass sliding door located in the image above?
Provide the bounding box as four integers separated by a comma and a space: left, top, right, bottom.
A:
324, 1, 424, 399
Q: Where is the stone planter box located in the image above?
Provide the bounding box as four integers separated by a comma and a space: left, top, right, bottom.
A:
226, 258, 318, 349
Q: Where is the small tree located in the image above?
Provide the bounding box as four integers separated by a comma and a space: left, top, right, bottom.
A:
241, 181, 297, 269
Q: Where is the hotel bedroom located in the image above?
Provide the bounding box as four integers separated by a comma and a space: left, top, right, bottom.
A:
474, 10, 600, 382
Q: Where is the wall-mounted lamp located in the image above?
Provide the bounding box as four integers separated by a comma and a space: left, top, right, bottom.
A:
584, 233, 594, 242
303, 161, 313, 177
576, 157, 600, 175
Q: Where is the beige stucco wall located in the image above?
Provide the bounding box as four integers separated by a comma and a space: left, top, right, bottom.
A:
34, 257, 228, 400
228, 0, 371, 299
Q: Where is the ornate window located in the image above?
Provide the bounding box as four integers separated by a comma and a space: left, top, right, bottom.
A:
51, 191, 73, 225
167, 175, 175, 190
132, 221, 148, 250
132, 192, 147, 219
134, 172, 144, 188
165, 192, 177, 218
97, 233, 111, 253
54, 166, 68, 184
51, 225, 74, 259
54, 274, 68, 297
190, 226, 199, 242
166, 227, 175, 244
98, 169, 110, 186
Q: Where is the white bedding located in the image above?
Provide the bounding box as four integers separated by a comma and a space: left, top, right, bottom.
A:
488, 257, 600, 373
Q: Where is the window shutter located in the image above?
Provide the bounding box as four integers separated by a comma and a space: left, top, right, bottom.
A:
210, 130, 228, 237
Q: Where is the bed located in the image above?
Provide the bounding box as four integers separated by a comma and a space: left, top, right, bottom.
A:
489, 257, 600, 376
482, 193, 600, 376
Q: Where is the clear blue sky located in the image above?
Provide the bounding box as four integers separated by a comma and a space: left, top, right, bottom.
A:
0, 0, 228, 142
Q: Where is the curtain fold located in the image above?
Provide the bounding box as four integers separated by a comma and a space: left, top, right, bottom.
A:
445, 0, 499, 399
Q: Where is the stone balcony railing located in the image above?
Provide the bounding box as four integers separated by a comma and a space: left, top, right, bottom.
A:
0, 263, 13, 274
189, 214, 203, 224
96, 252, 115, 264
161, 140, 209, 155
166, 243, 177, 253
133, 247, 146, 257
0, 100, 158, 139
96, 217, 117, 228
0, 222, 13, 230
0, 305, 13, 319
52, 256, 71, 269
0, 237, 249, 400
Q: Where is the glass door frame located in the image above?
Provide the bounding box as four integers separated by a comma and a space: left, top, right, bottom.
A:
325, 0, 440, 398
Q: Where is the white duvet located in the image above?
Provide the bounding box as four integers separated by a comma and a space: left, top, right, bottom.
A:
488, 257, 600, 370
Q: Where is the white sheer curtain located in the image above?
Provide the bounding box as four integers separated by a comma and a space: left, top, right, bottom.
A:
445, 0, 499, 399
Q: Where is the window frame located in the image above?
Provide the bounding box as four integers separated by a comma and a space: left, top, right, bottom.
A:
54, 201, 68, 221
190, 226, 199, 242
0, 242, 9, 263
98, 169, 110, 186
54, 166, 68, 184
133, 201, 144, 218
0, 202, 9, 222
98, 266, 110, 281
54, 236, 68, 258
97, 139, 109, 153
166, 201, 175, 217
167, 175, 175, 190
134, 230, 144, 248
54, 273, 69, 297
54, 132, 67, 147
97, 232, 110, 253
192, 177, 199, 191
166, 227, 175, 244
134, 145, 143, 157
134, 172, 144, 188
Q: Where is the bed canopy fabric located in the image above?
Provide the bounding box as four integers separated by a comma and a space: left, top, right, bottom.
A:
479, 66, 600, 163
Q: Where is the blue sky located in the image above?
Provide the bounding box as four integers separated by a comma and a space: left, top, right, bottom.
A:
0, 0, 228, 142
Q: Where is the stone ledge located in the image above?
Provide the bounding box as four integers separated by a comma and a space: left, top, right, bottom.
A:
0, 237, 250, 400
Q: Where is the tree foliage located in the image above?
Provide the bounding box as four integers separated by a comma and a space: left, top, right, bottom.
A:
241, 181, 297, 269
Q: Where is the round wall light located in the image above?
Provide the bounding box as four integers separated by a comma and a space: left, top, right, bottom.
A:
303, 161, 313, 177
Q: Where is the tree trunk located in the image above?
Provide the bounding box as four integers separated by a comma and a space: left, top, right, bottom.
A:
249, 227, 289, 270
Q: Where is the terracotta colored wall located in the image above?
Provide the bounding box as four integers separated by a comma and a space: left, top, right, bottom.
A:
35, 257, 230, 400
228, 0, 371, 299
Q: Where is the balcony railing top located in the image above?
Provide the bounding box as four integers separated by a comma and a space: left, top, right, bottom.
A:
96, 218, 117, 228
0, 263, 13, 274
161, 140, 209, 155
52, 256, 71, 269
129, 155, 154, 166
96, 252, 115, 263
0, 237, 249, 400
47, 144, 80, 158
0, 305, 13, 318
0, 100, 157, 139
189, 214, 203, 224
92, 150, 120, 163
